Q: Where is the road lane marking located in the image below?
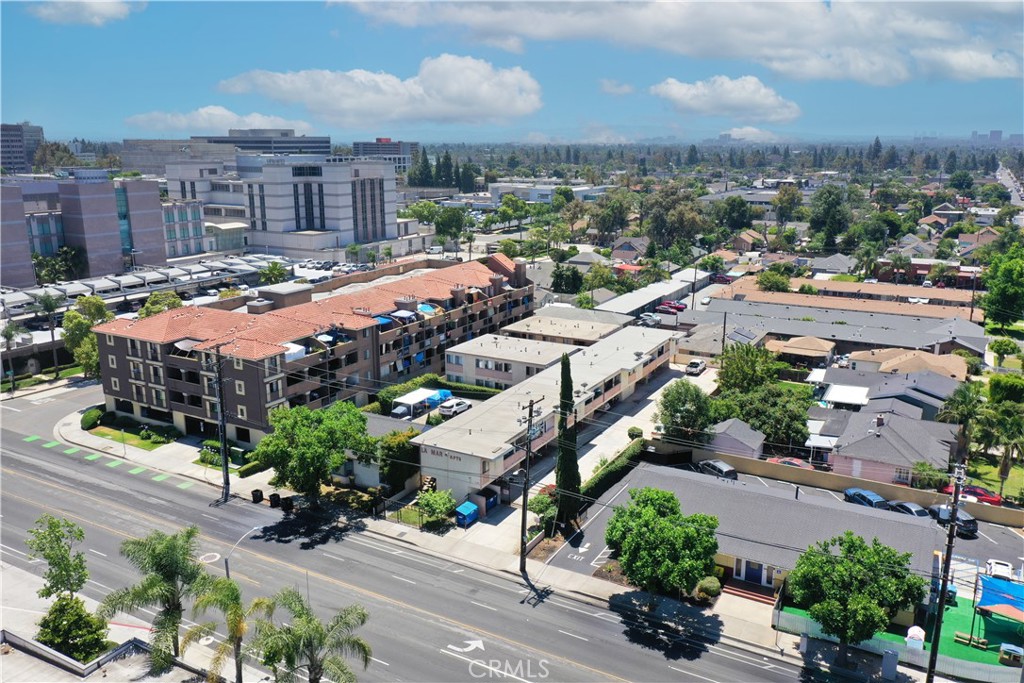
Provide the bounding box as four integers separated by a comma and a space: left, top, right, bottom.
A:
548, 483, 630, 565
22, 435, 40, 442
63, 447, 80, 454
128, 467, 145, 474
348, 537, 402, 555
977, 531, 998, 545
754, 476, 769, 487
88, 549, 107, 557
106, 460, 122, 468
87, 578, 115, 591
370, 657, 390, 666
558, 629, 588, 641
41, 441, 59, 448
152, 474, 169, 481
440, 650, 531, 683
823, 489, 841, 500
2, 405, 22, 412
322, 552, 346, 562
177, 481, 194, 489
84, 454, 101, 460
0, 544, 41, 563
471, 601, 497, 612
669, 665, 721, 683
391, 575, 416, 584
201, 513, 218, 521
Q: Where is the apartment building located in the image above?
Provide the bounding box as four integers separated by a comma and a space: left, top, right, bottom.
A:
165, 155, 397, 258
501, 306, 633, 346
414, 326, 683, 503
93, 256, 534, 447
444, 334, 577, 389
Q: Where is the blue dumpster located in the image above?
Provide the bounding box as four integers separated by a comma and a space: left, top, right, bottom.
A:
456, 501, 479, 528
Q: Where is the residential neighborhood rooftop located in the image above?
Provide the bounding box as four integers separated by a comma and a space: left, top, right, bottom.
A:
447, 333, 576, 365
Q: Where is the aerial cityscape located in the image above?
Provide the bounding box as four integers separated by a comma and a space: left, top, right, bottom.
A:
1, 1, 1023, 683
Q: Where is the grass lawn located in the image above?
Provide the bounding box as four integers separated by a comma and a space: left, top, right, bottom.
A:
985, 322, 1024, 342
966, 454, 1024, 501
391, 505, 424, 526
831, 274, 860, 282
90, 425, 163, 452
776, 380, 814, 400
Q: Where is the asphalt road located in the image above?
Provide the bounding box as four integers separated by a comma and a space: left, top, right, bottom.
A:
1, 388, 817, 683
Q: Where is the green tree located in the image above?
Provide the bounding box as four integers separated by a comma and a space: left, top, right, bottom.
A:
461, 231, 476, 261
402, 200, 439, 225
36, 595, 108, 663
31, 141, 81, 172
253, 402, 370, 509
937, 381, 985, 464
947, 170, 974, 194
655, 380, 713, 442
26, 515, 88, 599
553, 186, 575, 205
574, 292, 595, 309
982, 245, 1024, 329
99, 525, 207, 661
605, 487, 718, 595
382, 246, 393, 263
713, 195, 752, 232
260, 262, 291, 285
989, 337, 1020, 367
555, 353, 581, 524
183, 577, 272, 683
2, 322, 26, 388
459, 164, 476, 193
374, 429, 420, 493
995, 407, 1024, 498
809, 185, 852, 252
500, 194, 529, 241
138, 291, 183, 319
717, 344, 786, 393
788, 532, 926, 667
551, 263, 584, 294
885, 254, 912, 285
417, 489, 456, 519
434, 206, 466, 241
254, 587, 371, 683
34, 292, 66, 379
698, 255, 725, 274
724, 385, 811, 448
756, 270, 790, 292
771, 184, 802, 227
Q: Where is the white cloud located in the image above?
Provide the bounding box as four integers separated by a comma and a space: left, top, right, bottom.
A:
650, 75, 800, 124
721, 126, 779, 143
600, 79, 634, 96
347, 2, 1022, 85
125, 106, 313, 135
27, 1, 143, 26
218, 54, 542, 126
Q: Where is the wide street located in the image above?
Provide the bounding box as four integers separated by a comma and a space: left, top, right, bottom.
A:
0, 384, 819, 683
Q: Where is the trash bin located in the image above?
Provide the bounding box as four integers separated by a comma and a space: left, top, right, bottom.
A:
798, 634, 809, 654
251, 489, 264, 504
881, 649, 898, 681
268, 493, 281, 508
280, 496, 294, 513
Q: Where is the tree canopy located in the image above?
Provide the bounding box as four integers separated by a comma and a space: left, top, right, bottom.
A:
62, 296, 114, 378
26, 515, 88, 599
717, 343, 787, 393
982, 245, 1024, 329
138, 291, 183, 319
655, 380, 713, 442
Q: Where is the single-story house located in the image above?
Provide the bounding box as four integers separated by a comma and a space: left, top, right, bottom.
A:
809, 253, 856, 275
848, 348, 968, 382
958, 226, 1000, 248
830, 411, 956, 485
731, 229, 764, 253
611, 236, 650, 262
764, 336, 835, 368
710, 419, 765, 459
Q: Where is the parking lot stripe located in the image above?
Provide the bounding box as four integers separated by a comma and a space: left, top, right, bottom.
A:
128, 467, 146, 474
22, 435, 40, 442
176, 481, 193, 489
41, 441, 59, 448
84, 454, 101, 461
152, 474, 169, 482
63, 447, 80, 454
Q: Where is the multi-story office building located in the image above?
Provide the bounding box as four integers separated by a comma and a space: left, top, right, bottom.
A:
0, 172, 170, 287
165, 155, 398, 257
160, 199, 206, 259
93, 255, 533, 446
121, 129, 332, 174
1, 122, 44, 173
350, 138, 419, 174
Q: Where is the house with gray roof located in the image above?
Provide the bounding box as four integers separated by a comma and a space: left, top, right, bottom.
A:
711, 418, 765, 458
830, 411, 955, 486
806, 368, 959, 419
809, 253, 856, 275
623, 463, 941, 589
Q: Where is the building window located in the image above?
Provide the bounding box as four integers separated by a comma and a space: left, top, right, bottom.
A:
166, 228, 176, 241
235, 381, 245, 396
191, 207, 201, 220
236, 427, 251, 443
237, 405, 248, 420
178, 208, 188, 222
182, 243, 190, 255
233, 358, 243, 371
168, 245, 176, 257
164, 210, 174, 223
192, 225, 203, 237
108, 355, 117, 368
111, 378, 120, 391
106, 334, 114, 346
150, 367, 163, 384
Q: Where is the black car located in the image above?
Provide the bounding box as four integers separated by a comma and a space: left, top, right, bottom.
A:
889, 501, 930, 517
927, 504, 978, 537
176, 291, 193, 301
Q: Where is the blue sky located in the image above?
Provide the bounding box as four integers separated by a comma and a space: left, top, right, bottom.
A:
2, 1, 1022, 145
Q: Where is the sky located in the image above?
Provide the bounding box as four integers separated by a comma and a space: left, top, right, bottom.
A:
2, 0, 1022, 145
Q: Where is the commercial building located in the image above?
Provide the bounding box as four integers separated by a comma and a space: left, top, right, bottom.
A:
122, 129, 332, 174
93, 256, 534, 447
165, 155, 398, 258
413, 326, 682, 502
1, 122, 44, 173
444, 334, 577, 389
351, 138, 419, 175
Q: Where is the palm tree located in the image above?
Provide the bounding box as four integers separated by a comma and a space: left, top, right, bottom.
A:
937, 381, 985, 465
996, 409, 1024, 498
886, 253, 911, 284
2, 323, 26, 391
182, 577, 272, 683
854, 244, 880, 279
461, 231, 475, 261
260, 262, 290, 285
99, 525, 207, 661
382, 246, 393, 263
254, 587, 371, 683
34, 292, 66, 379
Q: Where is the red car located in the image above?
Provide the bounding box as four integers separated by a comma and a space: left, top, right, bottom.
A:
766, 457, 815, 470
940, 484, 1002, 506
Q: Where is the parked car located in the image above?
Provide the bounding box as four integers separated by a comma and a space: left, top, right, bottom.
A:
662, 301, 687, 311
889, 501, 930, 517
698, 459, 737, 480
700, 296, 712, 306
438, 398, 471, 417
928, 504, 978, 537
176, 290, 193, 301
985, 559, 1013, 580
939, 484, 1002, 506
767, 457, 815, 470
639, 312, 661, 324
685, 359, 707, 376
655, 305, 677, 315
843, 487, 889, 510
711, 274, 732, 284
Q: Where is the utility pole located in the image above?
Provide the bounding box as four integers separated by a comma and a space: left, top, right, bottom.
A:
968, 272, 977, 323
209, 342, 231, 504
926, 462, 966, 683
519, 396, 543, 574
720, 311, 728, 355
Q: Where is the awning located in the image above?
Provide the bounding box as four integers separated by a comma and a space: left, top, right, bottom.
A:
111, 275, 144, 287
26, 286, 64, 299
315, 334, 334, 343
226, 264, 257, 273
56, 282, 91, 297
375, 316, 392, 325
174, 339, 201, 352
391, 309, 416, 320
1, 292, 33, 306
82, 278, 119, 292
136, 271, 168, 284
823, 385, 870, 406
805, 434, 838, 449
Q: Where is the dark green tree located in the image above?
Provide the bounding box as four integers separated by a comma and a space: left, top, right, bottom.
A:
756, 270, 790, 292
260, 262, 290, 285
34, 292, 66, 378
717, 344, 786, 393
61, 295, 113, 378
36, 595, 108, 663
436, 150, 454, 187
788, 532, 926, 667
655, 380, 713, 442
138, 291, 183, 319
982, 245, 1024, 329
809, 185, 851, 252
555, 353, 581, 524
433, 207, 466, 242
551, 263, 584, 294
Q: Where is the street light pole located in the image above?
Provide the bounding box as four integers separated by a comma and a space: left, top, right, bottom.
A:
224, 526, 260, 579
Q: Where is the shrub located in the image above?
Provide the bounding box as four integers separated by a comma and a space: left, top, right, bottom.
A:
528, 494, 557, 534
237, 459, 271, 478
581, 439, 645, 502
417, 489, 456, 518
627, 426, 644, 440
139, 429, 154, 441
114, 415, 137, 430
157, 425, 182, 439
99, 411, 116, 426
80, 408, 103, 431
952, 349, 982, 376
426, 412, 444, 426
797, 284, 818, 295
696, 576, 721, 600
149, 435, 168, 445
361, 401, 382, 414
198, 449, 220, 466
989, 373, 1024, 404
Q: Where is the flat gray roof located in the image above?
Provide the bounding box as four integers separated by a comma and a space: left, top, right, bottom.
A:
503, 314, 624, 343
596, 268, 708, 315
447, 333, 577, 365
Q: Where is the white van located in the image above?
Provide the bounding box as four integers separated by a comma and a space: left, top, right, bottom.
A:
427, 246, 444, 255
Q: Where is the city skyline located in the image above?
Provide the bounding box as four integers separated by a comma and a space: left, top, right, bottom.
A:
1, 1, 1022, 145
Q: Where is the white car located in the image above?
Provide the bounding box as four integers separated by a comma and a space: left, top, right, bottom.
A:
700, 296, 712, 306
685, 359, 707, 376
438, 399, 471, 417
985, 559, 1013, 580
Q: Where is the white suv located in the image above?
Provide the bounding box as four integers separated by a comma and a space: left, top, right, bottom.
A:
438, 399, 471, 417
685, 359, 707, 375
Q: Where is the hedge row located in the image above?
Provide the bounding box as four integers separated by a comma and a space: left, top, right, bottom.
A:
361, 401, 382, 414
238, 459, 271, 478
580, 438, 645, 503
989, 373, 1024, 404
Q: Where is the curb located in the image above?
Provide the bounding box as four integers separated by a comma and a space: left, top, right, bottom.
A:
1, 377, 92, 401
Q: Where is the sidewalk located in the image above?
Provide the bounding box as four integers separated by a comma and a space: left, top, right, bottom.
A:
0, 376, 90, 402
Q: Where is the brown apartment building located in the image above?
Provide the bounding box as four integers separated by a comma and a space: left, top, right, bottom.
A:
93, 256, 533, 447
